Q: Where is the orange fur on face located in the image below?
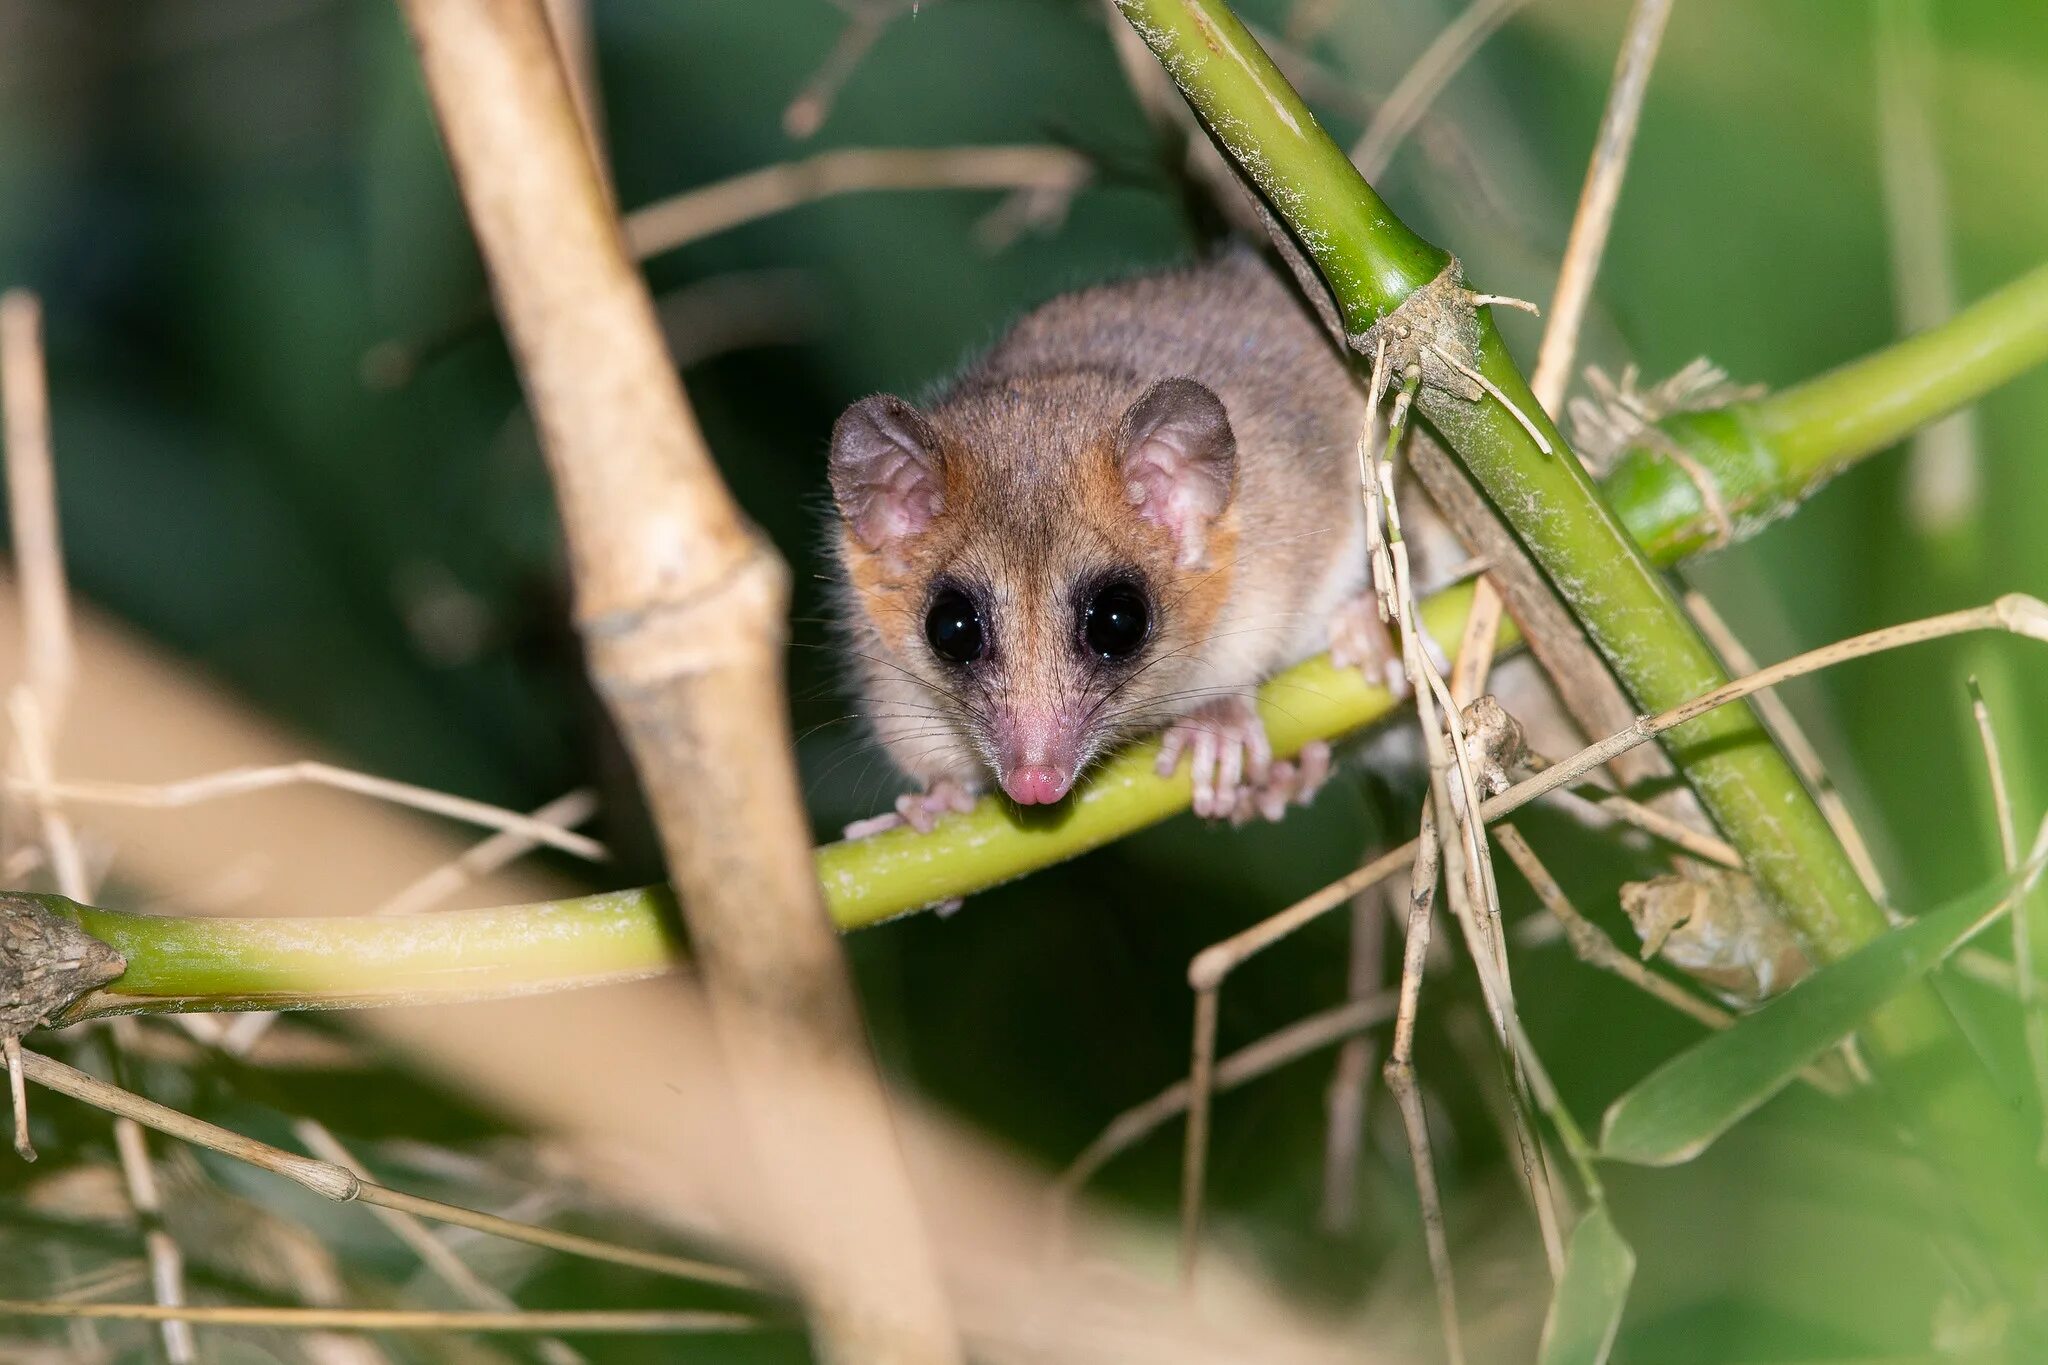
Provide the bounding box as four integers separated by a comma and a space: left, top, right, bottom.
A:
828, 251, 1369, 798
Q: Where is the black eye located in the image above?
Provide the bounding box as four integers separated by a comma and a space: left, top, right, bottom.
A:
1083, 580, 1150, 661
924, 587, 986, 665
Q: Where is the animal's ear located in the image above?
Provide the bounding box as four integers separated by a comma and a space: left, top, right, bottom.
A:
829, 394, 945, 553
1117, 377, 1237, 568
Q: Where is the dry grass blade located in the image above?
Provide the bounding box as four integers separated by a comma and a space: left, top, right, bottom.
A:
1178, 984, 1219, 1289
0, 1301, 763, 1334
17, 764, 606, 863
1446, 0, 1675, 775
1529, 0, 1675, 410
1875, 0, 1981, 538
1353, 0, 1531, 179
1495, 826, 1730, 1032
1320, 880, 1387, 1232
19, 1047, 765, 1292
1383, 811, 1463, 1365
1969, 681, 2048, 1161
1684, 589, 1888, 903
374, 788, 598, 916
623, 146, 1092, 262
1056, 990, 1396, 1216
290, 1119, 586, 1365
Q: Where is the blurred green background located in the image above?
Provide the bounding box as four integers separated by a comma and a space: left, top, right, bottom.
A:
3, 0, 2046, 1359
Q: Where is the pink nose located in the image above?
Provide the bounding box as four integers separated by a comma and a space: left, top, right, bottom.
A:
1002, 765, 1072, 806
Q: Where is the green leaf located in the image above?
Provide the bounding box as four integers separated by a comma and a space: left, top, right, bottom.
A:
1600, 869, 2023, 1167
1537, 1206, 1635, 1365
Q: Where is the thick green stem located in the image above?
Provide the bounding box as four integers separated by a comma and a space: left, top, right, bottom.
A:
1116, 0, 1884, 964
1113, 0, 2047, 1288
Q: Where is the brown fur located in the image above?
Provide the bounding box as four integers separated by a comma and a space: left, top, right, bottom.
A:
832, 250, 1368, 792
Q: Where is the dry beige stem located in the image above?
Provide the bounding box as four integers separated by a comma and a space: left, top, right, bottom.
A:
623, 145, 1093, 263
1352, 0, 1532, 179
392, 1, 956, 1358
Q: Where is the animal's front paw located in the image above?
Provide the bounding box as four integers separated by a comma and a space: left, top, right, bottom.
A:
1329, 593, 1410, 697
842, 777, 979, 839
1155, 699, 1331, 824
1229, 739, 1332, 826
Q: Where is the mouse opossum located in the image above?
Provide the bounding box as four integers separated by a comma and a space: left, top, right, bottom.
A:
829, 251, 1413, 832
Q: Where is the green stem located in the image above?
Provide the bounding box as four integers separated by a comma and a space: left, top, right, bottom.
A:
1112, 0, 2046, 1286
1117, 0, 1885, 963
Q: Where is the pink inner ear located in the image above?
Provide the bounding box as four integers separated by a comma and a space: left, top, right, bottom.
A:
849, 449, 942, 549
1126, 436, 1228, 568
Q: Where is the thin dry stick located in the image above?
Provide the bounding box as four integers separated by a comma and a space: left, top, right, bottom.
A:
1529, 0, 1675, 410
19, 1047, 763, 1292
1383, 812, 1463, 1365
16, 764, 605, 863
0, 293, 71, 718
395, 3, 958, 1359
782, 3, 894, 139
1056, 990, 1397, 1210
1875, 0, 1980, 538
1683, 588, 1890, 904
1393, 439, 1565, 1281
1319, 877, 1387, 1232
1353, 0, 1531, 179
1494, 825, 1730, 1031
292, 1119, 586, 1365
1451, 0, 1674, 713
0, 1301, 760, 1334
377, 788, 599, 914
2, 291, 195, 1363
1177, 983, 1219, 1290
1539, 778, 1740, 869
1969, 682, 2048, 1163
1482, 595, 2048, 828
623, 146, 1092, 262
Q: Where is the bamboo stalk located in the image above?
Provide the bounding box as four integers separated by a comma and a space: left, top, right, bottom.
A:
391, 1, 957, 1359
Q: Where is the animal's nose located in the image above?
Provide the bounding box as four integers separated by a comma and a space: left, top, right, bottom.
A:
1001, 765, 1072, 805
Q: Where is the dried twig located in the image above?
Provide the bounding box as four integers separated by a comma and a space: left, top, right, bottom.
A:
374, 788, 598, 916
1495, 825, 1730, 1032
1444, 0, 1675, 742
1319, 878, 1387, 1232
1383, 808, 1462, 1363
1529, 0, 1674, 410
20, 1046, 763, 1291
394, 2, 957, 1358
1352, 0, 1531, 179
291, 1118, 586, 1365
1056, 990, 1396, 1216
1970, 682, 2048, 1161
623, 146, 1092, 262
0, 1300, 761, 1334
1684, 588, 1889, 903
1875, 0, 1980, 538
13, 764, 606, 864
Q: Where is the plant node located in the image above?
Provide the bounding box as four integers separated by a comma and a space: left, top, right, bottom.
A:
1, 894, 125, 1159
1351, 260, 1485, 405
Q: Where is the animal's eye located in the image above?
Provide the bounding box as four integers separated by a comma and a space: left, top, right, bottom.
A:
924, 587, 986, 665
1082, 580, 1150, 661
